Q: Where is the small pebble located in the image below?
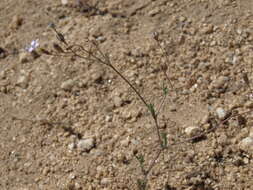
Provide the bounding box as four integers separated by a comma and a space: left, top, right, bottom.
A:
61, 79, 75, 91
179, 16, 186, 22
239, 137, 253, 153
101, 178, 111, 185
68, 143, 76, 150
131, 48, 144, 57
185, 126, 200, 137
68, 173, 76, 180
212, 76, 229, 89
148, 7, 160, 16
169, 105, 177, 112
120, 137, 130, 147
200, 24, 213, 34
19, 52, 29, 63
249, 128, 253, 138
16, 75, 28, 88
96, 36, 106, 43
61, 0, 68, 5
42, 167, 50, 175
105, 115, 112, 122
77, 137, 95, 152
210, 40, 216, 46
74, 182, 81, 189
121, 109, 132, 120
113, 96, 123, 107
216, 107, 227, 120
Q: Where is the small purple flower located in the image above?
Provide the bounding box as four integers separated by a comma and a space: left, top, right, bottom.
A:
25, 39, 39, 52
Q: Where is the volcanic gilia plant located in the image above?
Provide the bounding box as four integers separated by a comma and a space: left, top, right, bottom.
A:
39, 23, 174, 189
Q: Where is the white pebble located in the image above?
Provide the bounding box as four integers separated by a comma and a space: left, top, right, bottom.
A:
16, 75, 28, 88
61, 0, 68, 5
105, 115, 112, 122
249, 128, 253, 138
216, 107, 226, 120
68, 143, 75, 150
101, 178, 111, 185
120, 137, 130, 147
113, 96, 123, 107
239, 137, 253, 153
184, 126, 200, 137
212, 76, 229, 89
61, 79, 75, 91
77, 138, 95, 152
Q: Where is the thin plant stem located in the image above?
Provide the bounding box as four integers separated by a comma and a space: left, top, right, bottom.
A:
156, 93, 167, 116
145, 148, 163, 177
155, 41, 177, 96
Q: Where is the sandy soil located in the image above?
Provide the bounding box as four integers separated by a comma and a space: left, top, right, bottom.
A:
0, 0, 253, 189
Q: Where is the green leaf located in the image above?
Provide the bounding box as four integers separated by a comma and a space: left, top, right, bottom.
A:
163, 86, 168, 95
162, 83, 168, 95
148, 103, 156, 118
161, 132, 168, 148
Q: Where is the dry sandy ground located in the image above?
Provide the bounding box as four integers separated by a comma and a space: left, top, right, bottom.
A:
0, 0, 253, 189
